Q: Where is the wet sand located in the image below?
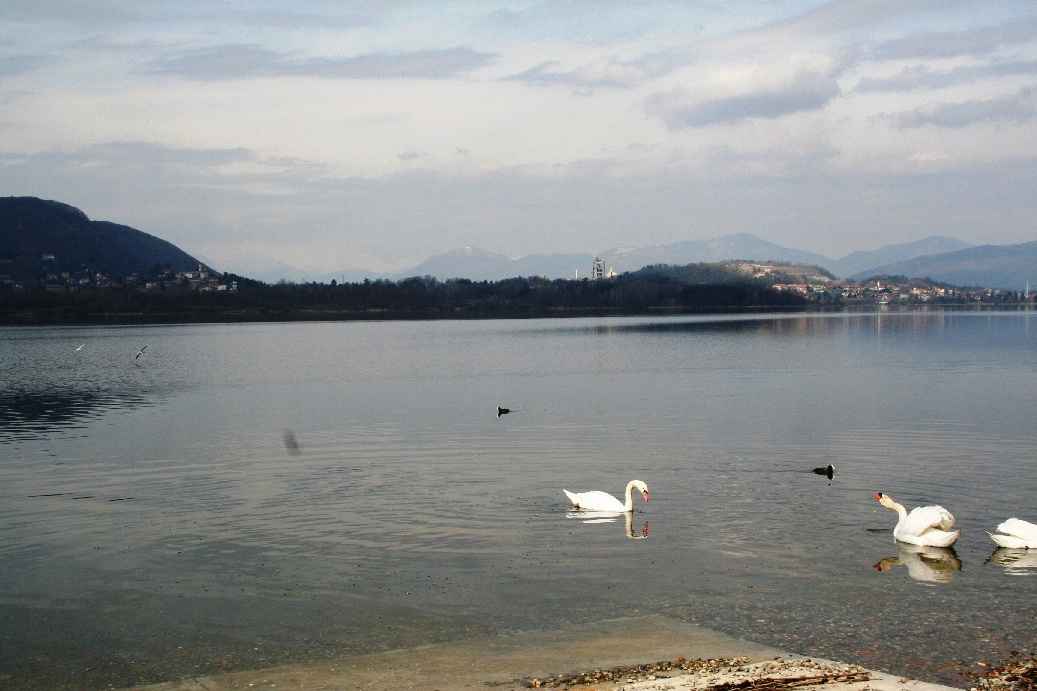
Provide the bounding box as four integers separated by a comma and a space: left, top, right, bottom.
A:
127, 616, 966, 691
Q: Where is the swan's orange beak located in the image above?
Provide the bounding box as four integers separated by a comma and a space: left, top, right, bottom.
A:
873, 493, 883, 500
642, 490, 649, 502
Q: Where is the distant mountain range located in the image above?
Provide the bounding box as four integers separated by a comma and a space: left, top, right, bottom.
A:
305, 234, 1031, 291
2, 197, 1034, 291
307, 235, 984, 285
847, 241, 1037, 288
0, 196, 205, 285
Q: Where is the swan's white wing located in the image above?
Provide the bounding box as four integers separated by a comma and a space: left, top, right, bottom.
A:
989, 532, 1031, 549
902, 505, 955, 536
996, 518, 1037, 546
563, 489, 625, 512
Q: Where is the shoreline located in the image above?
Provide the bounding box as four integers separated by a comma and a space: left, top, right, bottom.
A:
126, 616, 967, 691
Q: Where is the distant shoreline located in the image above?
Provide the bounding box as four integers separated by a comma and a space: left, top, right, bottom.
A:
0, 301, 1029, 327
0, 304, 800, 326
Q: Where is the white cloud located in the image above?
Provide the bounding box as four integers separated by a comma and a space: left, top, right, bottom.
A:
854, 61, 1037, 93
647, 68, 842, 128
147, 44, 498, 81
891, 86, 1037, 128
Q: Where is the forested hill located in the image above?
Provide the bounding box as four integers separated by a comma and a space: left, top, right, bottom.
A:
0, 197, 204, 285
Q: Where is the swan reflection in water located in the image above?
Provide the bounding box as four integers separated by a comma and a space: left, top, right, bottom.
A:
874, 542, 962, 583
986, 547, 1037, 576
566, 510, 649, 539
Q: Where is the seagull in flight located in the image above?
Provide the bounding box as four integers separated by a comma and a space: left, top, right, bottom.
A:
135, 345, 148, 359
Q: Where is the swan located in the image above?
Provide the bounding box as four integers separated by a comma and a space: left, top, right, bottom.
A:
873, 492, 960, 547
988, 518, 1037, 549
564, 480, 648, 512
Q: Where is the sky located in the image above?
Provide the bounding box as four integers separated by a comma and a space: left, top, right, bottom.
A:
1, 1, 1036, 277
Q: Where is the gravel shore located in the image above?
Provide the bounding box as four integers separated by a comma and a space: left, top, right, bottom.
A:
128, 616, 983, 691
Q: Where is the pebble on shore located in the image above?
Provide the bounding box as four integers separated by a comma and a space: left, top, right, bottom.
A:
528, 656, 872, 689
963, 651, 1037, 691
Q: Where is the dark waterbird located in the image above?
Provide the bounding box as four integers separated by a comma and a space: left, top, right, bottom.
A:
812, 464, 834, 479
496, 406, 510, 417
135, 345, 148, 359
282, 430, 301, 456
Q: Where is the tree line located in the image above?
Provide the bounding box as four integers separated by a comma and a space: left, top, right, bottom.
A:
0, 265, 807, 325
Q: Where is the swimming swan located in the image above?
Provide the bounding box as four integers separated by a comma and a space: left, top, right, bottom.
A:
564, 480, 648, 512
873, 492, 960, 547
988, 518, 1037, 549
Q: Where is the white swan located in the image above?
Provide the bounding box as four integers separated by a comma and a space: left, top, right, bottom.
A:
564, 480, 648, 512
988, 518, 1037, 549
874, 492, 960, 547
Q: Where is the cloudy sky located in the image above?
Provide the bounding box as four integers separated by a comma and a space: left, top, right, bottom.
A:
2, 1, 1036, 277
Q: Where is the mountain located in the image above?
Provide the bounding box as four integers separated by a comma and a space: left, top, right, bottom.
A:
828, 236, 973, 278
9, 195, 1022, 289
310, 234, 992, 284
0, 197, 204, 285
381, 235, 831, 283
599, 233, 833, 272
390, 246, 593, 281
849, 241, 1037, 290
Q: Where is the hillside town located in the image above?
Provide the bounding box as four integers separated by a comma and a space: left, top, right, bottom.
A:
728, 260, 1033, 305
30, 263, 239, 294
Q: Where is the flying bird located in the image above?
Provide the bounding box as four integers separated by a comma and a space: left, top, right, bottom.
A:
135, 345, 148, 359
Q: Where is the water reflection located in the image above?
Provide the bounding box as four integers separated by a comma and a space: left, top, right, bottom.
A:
0, 329, 191, 443
567, 510, 649, 539
874, 543, 962, 583
986, 548, 1037, 575
0, 388, 142, 442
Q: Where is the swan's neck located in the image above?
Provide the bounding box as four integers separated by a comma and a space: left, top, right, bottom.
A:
622, 482, 636, 512
890, 501, 908, 522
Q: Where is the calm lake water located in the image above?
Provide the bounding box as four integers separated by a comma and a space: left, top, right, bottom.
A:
1, 311, 1036, 689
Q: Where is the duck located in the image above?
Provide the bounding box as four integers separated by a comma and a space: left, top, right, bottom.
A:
873, 492, 960, 547
812, 464, 834, 479
564, 480, 648, 512
988, 518, 1037, 549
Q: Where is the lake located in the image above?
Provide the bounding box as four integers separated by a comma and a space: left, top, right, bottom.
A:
1, 310, 1035, 689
